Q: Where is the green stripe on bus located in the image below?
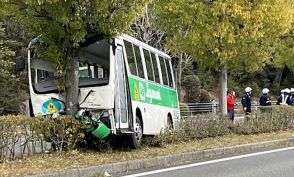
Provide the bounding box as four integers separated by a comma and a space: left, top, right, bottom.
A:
128, 77, 179, 109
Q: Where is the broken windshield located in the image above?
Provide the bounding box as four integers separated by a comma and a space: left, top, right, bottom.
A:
30, 39, 111, 94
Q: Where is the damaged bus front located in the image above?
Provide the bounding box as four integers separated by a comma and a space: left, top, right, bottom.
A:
28, 37, 119, 142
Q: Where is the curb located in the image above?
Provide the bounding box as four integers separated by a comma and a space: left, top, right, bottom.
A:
26, 137, 294, 177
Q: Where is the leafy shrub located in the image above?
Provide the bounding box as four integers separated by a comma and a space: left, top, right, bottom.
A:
0, 115, 84, 162
199, 89, 211, 103
149, 114, 232, 146
182, 75, 201, 102
150, 106, 294, 147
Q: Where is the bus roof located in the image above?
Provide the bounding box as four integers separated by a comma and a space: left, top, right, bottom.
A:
119, 34, 171, 60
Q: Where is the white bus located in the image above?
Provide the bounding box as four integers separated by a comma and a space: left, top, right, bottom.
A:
27, 34, 180, 148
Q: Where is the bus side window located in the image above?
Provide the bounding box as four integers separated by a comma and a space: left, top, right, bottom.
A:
151, 52, 160, 83
165, 59, 174, 88
133, 45, 145, 79
143, 49, 154, 81
159, 56, 169, 86
124, 40, 138, 76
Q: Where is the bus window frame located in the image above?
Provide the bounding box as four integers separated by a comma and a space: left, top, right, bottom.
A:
122, 39, 175, 89
133, 44, 145, 79
123, 40, 139, 77
150, 52, 161, 84
158, 55, 169, 86
155, 53, 164, 85
141, 48, 155, 82
167, 59, 176, 89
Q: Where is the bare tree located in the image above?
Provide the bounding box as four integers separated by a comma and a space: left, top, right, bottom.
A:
129, 5, 194, 102
130, 5, 166, 51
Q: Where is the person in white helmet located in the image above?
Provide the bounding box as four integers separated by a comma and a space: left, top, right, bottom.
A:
259, 88, 271, 106
242, 87, 252, 114
290, 88, 294, 105
277, 88, 291, 105
284, 88, 292, 105
277, 89, 285, 105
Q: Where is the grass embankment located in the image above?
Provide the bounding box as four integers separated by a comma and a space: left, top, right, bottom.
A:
1, 130, 294, 177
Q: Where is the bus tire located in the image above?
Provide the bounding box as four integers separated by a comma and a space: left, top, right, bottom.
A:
128, 116, 143, 149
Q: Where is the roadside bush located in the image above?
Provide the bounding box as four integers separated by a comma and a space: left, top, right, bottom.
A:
231, 106, 294, 135
151, 106, 294, 147
199, 89, 211, 103
179, 103, 191, 117
182, 75, 201, 102
149, 114, 232, 146
0, 115, 84, 162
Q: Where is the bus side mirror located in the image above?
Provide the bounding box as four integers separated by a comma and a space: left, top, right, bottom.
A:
15, 56, 26, 73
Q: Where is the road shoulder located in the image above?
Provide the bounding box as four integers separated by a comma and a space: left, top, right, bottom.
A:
26, 137, 294, 177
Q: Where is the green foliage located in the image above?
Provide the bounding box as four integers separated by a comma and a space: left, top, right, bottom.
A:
199, 89, 211, 103
0, 0, 151, 114
0, 22, 27, 115
197, 70, 217, 90
272, 29, 294, 71
153, 0, 294, 72
182, 75, 201, 102
0, 23, 16, 77
0, 0, 151, 70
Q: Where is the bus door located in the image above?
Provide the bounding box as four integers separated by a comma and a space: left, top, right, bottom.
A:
114, 46, 132, 131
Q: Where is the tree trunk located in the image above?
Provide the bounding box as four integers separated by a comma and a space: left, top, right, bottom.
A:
65, 58, 79, 115
176, 54, 183, 101
273, 67, 284, 91
218, 66, 227, 118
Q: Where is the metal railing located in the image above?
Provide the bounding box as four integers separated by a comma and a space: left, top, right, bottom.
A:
180, 101, 261, 116
180, 102, 219, 116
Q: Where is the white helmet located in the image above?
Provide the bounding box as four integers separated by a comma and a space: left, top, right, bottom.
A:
262, 88, 269, 94
281, 89, 285, 93
290, 88, 294, 93
245, 87, 252, 93
284, 88, 290, 94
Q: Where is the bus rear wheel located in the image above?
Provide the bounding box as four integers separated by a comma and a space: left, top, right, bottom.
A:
128, 116, 142, 149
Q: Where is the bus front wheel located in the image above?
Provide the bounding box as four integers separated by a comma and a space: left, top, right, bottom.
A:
128, 116, 142, 149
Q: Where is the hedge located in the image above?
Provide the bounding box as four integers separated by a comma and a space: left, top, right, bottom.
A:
149, 106, 294, 146
0, 115, 84, 162
1, 106, 294, 162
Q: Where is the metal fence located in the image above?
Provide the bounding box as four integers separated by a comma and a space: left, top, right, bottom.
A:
180, 101, 260, 116
180, 103, 219, 116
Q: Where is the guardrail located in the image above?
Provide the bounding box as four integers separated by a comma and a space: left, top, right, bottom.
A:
180, 103, 219, 116
180, 101, 261, 116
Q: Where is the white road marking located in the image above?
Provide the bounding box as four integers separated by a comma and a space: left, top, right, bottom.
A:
120, 146, 294, 177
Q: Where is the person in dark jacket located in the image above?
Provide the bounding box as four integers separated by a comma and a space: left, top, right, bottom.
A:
290, 88, 294, 105
276, 89, 285, 105
284, 88, 292, 105
277, 88, 292, 105
259, 88, 271, 106
242, 87, 252, 115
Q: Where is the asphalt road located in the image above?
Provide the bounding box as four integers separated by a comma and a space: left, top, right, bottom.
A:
120, 147, 294, 177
